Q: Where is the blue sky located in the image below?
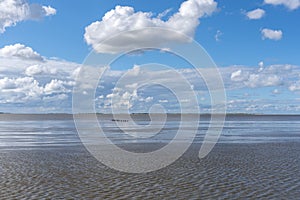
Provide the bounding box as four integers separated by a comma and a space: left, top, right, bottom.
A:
1, 0, 299, 66
0, 0, 299, 113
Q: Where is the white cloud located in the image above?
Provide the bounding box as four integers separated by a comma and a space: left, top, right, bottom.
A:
84, 0, 217, 53
231, 70, 248, 82
0, 76, 75, 105
0, 77, 43, 103
0, 76, 76, 104
157, 8, 172, 19
0, 43, 43, 61
273, 89, 280, 94
215, 30, 223, 42
25, 65, 57, 76
25, 65, 43, 76
42, 6, 56, 16
261, 28, 283, 40
0, 43, 82, 112
289, 81, 300, 91
0, 77, 18, 89
44, 79, 74, 95
159, 99, 169, 103
1, 43, 300, 114
43, 94, 68, 102
0, 43, 82, 80
245, 74, 282, 88
246, 8, 265, 20
264, 0, 300, 10
230, 66, 285, 88
0, 0, 56, 33
106, 89, 139, 109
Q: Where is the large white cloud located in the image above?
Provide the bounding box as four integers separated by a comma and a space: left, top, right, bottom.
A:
84, 0, 217, 53
261, 28, 283, 40
264, 0, 300, 10
246, 8, 265, 20
0, 0, 56, 33
0, 43, 44, 61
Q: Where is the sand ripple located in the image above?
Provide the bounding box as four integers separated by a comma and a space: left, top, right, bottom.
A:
0, 143, 299, 199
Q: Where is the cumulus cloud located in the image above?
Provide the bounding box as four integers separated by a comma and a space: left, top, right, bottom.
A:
1, 43, 300, 114
0, 43, 44, 61
264, 0, 300, 10
84, 0, 217, 53
93, 64, 300, 114
246, 74, 282, 88
0, 43, 82, 112
0, 0, 56, 33
0, 76, 75, 104
44, 79, 74, 95
25, 64, 57, 76
246, 8, 265, 20
261, 28, 283, 40
230, 66, 284, 88
0, 77, 43, 103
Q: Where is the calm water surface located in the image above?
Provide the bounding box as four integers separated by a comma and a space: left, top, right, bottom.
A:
0, 114, 300, 148
0, 114, 299, 199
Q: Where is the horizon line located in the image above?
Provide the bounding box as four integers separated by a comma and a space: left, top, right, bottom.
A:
1, 112, 300, 116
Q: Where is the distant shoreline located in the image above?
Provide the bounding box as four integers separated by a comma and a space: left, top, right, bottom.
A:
0, 113, 300, 122
1, 113, 300, 116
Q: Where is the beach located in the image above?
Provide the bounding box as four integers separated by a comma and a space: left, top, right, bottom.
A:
0, 143, 299, 199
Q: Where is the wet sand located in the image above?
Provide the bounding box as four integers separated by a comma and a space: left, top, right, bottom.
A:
0, 142, 299, 199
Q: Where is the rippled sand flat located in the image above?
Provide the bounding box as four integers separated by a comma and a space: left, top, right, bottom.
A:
0, 143, 299, 199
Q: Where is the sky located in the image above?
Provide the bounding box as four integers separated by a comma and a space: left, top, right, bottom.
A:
0, 0, 299, 114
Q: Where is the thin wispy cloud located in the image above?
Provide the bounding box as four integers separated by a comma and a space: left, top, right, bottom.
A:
215, 30, 223, 41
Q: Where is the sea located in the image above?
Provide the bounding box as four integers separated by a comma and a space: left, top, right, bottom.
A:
0, 114, 300, 149
0, 114, 299, 199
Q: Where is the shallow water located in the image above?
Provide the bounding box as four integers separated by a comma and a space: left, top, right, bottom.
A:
0, 114, 299, 199
1, 114, 300, 149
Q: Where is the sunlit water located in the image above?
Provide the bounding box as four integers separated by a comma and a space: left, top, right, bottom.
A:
0, 114, 299, 198
1, 114, 300, 149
